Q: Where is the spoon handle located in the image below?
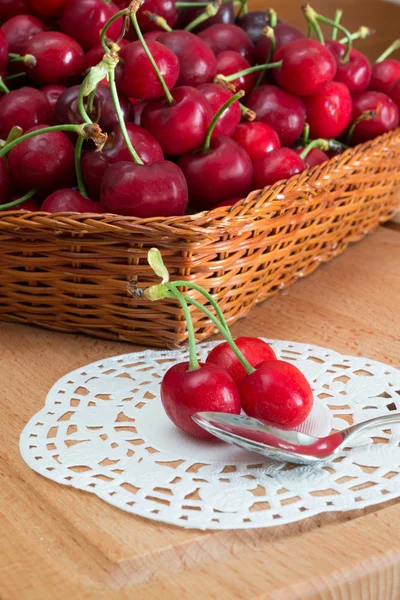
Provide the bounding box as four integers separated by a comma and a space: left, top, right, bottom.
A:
340, 412, 400, 446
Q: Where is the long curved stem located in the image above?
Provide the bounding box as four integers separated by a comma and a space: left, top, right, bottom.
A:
100, 9, 126, 52
167, 286, 200, 371
78, 74, 93, 124
0, 188, 37, 211
74, 137, 88, 198
224, 60, 282, 82
331, 9, 343, 41
185, 3, 219, 32
300, 138, 329, 160
203, 90, 244, 152
168, 280, 230, 333
0, 125, 81, 158
376, 39, 400, 63
314, 13, 352, 61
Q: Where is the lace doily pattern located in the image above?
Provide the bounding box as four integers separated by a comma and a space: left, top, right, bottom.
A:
20, 341, 400, 530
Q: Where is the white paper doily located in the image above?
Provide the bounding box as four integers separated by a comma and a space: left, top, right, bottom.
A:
20, 340, 400, 530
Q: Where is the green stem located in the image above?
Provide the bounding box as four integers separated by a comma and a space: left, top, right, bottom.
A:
255, 27, 275, 88
331, 9, 343, 41
236, 0, 248, 18
303, 123, 310, 145
203, 90, 244, 153
74, 137, 88, 198
268, 8, 278, 28
0, 188, 37, 211
167, 286, 200, 371
224, 60, 282, 82
143, 11, 172, 31
302, 5, 325, 45
300, 138, 329, 160
307, 21, 314, 39
100, 9, 126, 52
0, 125, 82, 158
4, 72, 26, 81
8, 52, 20, 59
0, 77, 10, 93
168, 280, 230, 333
376, 39, 400, 63
315, 13, 352, 61
185, 2, 219, 32
339, 27, 373, 44
131, 13, 174, 105
78, 75, 93, 124
347, 110, 376, 143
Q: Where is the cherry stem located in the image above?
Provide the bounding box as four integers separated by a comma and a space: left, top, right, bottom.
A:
100, 9, 126, 52
143, 11, 172, 31
185, 2, 220, 32
131, 13, 174, 105
302, 5, 324, 44
167, 285, 200, 371
268, 8, 278, 28
8, 52, 20, 59
0, 188, 37, 211
0, 124, 84, 158
224, 60, 282, 82
300, 138, 329, 160
339, 27, 374, 44
302, 123, 310, 145
8, 54, 36, 66
176, 0, 230, 5
203, 90, 244, 153
240, 102, 256, 120
313, 11, 353, 62
168, 280, 229, 333
347, 110, 376, 143
74, 137, 88, 198
237, 0, 248, 18
0, 77, 10, 93
331, 9, 343, 41
4, 126, 23, 146
4, 72, 26, 81
78, 74, 93, 124
255, 26, 275, 88
376, 39, 400, 63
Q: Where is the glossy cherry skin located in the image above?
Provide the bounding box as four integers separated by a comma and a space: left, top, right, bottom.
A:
24, 32, 85, 86
253, 147, 304, 190
100, 160, 188, 217
239, 359, 314, 427
274, 39, 336, 96
0, 28, 8, 74
41, 189, 102, 213
246, 84, 306, 147
256, 23, 305, 64
206, 337, 277, 384
30, 0, 69, 18
0, 158, 10, 204
132, 100, 147, 126
236, 11, 278, 44
161, 362, 241, 438
215, 50, 255, 94
82, 122, 163, 198
198, 24, 255, 64
8, 126, 75, 193
157, 31, 216, 88
325, 41, 371, 94
389, 78, 400, 110
61, 0, 123, 51
141, 86, 213, 156
348, 91, 399, 145
304, 81, 352, 139
40, 84, 67, 110
136, 0, 177, 32
232, 121, 280, 163
0, 0, 33, 20
116, 41, 179, 100
370, 59, 400, 94
197, 82, 241, 137
177, 0, 234, 33
0, 87, 52, 138
1, 15, 47, 55
294, 147, 329, 168
178, 137, 253, 209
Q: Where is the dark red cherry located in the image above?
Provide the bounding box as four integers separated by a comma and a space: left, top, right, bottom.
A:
41, 189, 102, 212
141, 86, 213, 156
325, 40, 371, 94
253, 147, 304, 189
389, 78, 400, 110
0, 87, 52, 138
236, 11, 279, 44
214, 197, 241, 207
100, 160, 188, 217
157, 31, 216, 88
198, 23, 255, 64
197, 82, 241, 137
273, 39, 336, 96
246, 84, 306, 146
136, 0, 177, 32
30, 0, 69, 18
294, 147, 329, 167
143, 30, 163, 43
304, 81, 352, 139
370, 59, 400, 94
1, 14, 47, 55
61, 0, 123, 51
348, 91, 399, 145
176, 0, 234, 33
116, 40, 179, 100
0, 28, 8, 74
0, 157, 10, 204
232, 121, 280, 163
83, 40, 129, 72
12, 196, 41, 211
256, 23, 305, 64
178, 137, 253, 209
25, 32, 85, 86
132, 100, 147, 125
0, 0, 33, 21
40, 84, 67, 110
8, 126, 75, 192
215, 50, 255, 94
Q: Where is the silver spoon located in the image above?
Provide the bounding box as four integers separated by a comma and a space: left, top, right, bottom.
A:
192, 411, 400, 465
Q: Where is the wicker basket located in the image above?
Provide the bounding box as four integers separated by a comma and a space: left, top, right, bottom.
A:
1, 128, 399, 348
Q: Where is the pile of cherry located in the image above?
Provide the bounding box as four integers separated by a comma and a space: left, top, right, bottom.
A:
0, 0, 399, 217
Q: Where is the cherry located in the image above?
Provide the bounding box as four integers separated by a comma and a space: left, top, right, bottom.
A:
246, 84, 306, 146
12, 196, 41, 211
116, 40, 179, 99
141, 86, 213, 156
0, 0, 33, 21
389, 78, 400, 110
0, 157, 10, 204
160, 362, 240, 438
239, 359, 313, 427
143, 31, 163, 42
157, 31, 216, 88
136, 0, 177, 32
236, 10, 279, 44
197, 82, 241, 137
253, 147, 304, 189
41, 189, 102, 213
8, 125, 75, 192
256, 23, 305, 64
325, 40, 371, 94
206, 337, 276, 384
41, 84, 67, 110
0, 28, 8, 74
294, 147, 329, 167
177, 0, 234, 33
370, 59, 400, 94
83, 40, 129, 72
1, 15, 47, 56
82, 122, 163, 198
348, 91, 399, 145
100, 160, 188, 217
304, 81, 352, 139
24, 32, 85, 86
214, 197, 241, 207
132, 100, 147, 125
198, 23, 255, 64
232, 121, 280, 163
29, 0, 69, 18
0, 87, 52, 138
61, 0, 123, 51
215, 50, 255, 94
273, 39, 336, 96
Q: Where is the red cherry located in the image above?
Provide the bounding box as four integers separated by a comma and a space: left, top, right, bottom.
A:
24, 32, 85, 86
143, 30, 163, 43
232, 121, 280, 163
348, 91, 399, 145
11, 196, 41, 211
294, 147, 329, 167
370, 59, 400, 94
246, 84, 306, 146
0, 157, 10, 204
136, 0, 177, 33
255, 23, 305, 64
214, 197, 241, 207
273, 39, 336, 96
253, 147, 304, 189
239, 359, 313, 427
61, 0, 123, 51
178, 136, 253, 209
41, 189, 102, 212
198, 23, 255, 64
29, 0, 69, 18
389, 78, 400, 110
197, 82, 241, 137
215, 50, 255, 94
236, 10, 280, 44
8, 126, 75, 192
177, 0, 234, 32
1, 15, 47, 55
0, 87, 52, 138
100, 160, 188, 217
161, 362, 240, 438
325, 40, 371, 94
141, 86, 213, 156
40, 84, 67, 110
206, 337, 277, 384
0, 28, 8, 74
132, 100, 147, 125
157, 31, 216, 88
0, 0, 33, 21
83, 40, 129, 72
116, 40, 179, 100
304, 81, 352, 139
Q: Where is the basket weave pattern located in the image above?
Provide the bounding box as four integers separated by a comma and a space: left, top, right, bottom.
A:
1, 129, 400, 348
